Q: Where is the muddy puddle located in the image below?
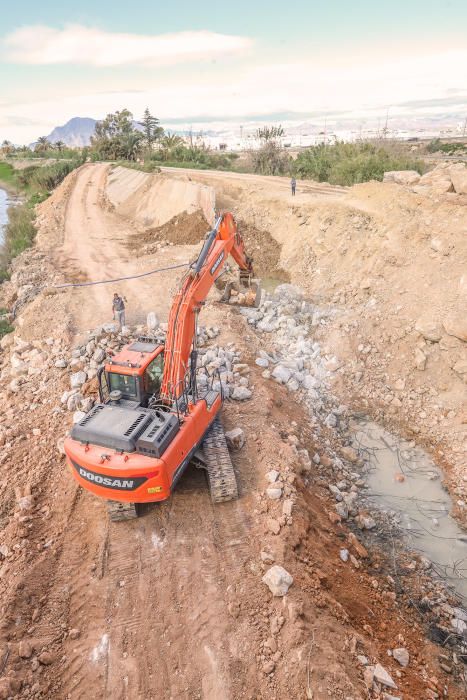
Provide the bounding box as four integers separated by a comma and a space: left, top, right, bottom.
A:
351, 419, 467, 601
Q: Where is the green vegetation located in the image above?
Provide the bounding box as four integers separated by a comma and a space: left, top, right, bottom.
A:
3, 203, 36, 258
250, 141, 290, 175
91, 109, 145, 161
0, 316, 14, 339
115, 160, 161, 173
256, 125, 285, 142
0, 157, 84, 284
426, 138, 467, 155
16, 159, 81, 191
0, 306, 13, 337
293, 141, 426, 186
0, 161, 16, 188
148, 141, 239, 170
250, 124, 289, 176
139, 108, 164, 149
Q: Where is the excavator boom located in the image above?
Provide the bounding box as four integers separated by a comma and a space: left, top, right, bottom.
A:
160, 212, 253, 401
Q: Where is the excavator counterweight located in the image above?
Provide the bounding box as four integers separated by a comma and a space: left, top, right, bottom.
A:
64, 213, 259, 520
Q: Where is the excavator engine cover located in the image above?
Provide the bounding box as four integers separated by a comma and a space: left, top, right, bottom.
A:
71, 404, 152, 452
136, 410, 179, 458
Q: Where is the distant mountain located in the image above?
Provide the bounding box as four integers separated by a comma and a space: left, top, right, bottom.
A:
43, 116, 147, 147
45, 117, 97, 147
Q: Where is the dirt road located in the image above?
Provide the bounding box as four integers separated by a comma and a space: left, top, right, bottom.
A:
0, 163, 465, 699
58, 163, 191, 335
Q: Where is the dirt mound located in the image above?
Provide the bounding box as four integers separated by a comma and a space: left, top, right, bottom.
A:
236, 219, 290, 281
128, 209, 210, 253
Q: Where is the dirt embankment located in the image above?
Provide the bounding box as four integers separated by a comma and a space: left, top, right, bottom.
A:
106, 165, 216, 228
0, 164, 465, 699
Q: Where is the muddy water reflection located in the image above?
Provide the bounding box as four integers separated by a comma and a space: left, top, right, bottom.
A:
352, 420, 467, 600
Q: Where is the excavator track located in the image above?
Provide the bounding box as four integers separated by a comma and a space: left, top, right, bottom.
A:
107, 500, 138, 522
202, 417, 238, 503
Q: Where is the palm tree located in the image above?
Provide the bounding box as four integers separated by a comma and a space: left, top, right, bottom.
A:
119, 132, 144, 161
54, 140, 66, 152
1, 140, 14, 155
161, 134, 183, 149
35, 136, 51, 153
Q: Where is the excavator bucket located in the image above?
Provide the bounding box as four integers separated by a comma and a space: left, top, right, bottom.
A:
220, 272, 262, 308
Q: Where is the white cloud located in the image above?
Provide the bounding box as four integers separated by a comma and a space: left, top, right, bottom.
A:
2, 46, 467, 143
3, 24, 252, 66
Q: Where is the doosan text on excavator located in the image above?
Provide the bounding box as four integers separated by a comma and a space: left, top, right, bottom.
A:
64, 213, 260, 520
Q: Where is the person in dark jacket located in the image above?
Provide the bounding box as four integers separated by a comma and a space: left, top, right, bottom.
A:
112, 293, 126, 329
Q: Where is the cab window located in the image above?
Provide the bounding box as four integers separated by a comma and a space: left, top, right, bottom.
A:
145, 354, 164, 395
109, 373, 137, 398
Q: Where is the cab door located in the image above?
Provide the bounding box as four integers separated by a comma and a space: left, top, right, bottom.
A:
143, 352, 165, 405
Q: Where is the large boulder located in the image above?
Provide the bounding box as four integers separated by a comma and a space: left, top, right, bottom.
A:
418, 165, 454, 193
383, 170, 420, 186
70, 371, 87, 389
271, 365, 292, 384
443, 313, 467, 342
262, 565, 293, 596
224, 428, 245, 450
415, 317, 442, 342
448, 163, 467, 194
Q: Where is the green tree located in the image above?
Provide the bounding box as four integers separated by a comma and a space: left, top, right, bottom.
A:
250, 125, 288, 175
91, 109, 143, 160
120, 131, 144, 161
54, 140, 66, 152
251, 141, 290, 176
256, 125, 285, 142
139, 108, 164, 149
35, 136, 51, 153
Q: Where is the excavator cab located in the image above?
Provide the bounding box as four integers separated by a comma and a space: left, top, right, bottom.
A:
97, 342, 165, 408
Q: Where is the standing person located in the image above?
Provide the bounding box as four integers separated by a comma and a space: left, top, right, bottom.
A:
112, 292, 126, 329
291, 177, 296, 196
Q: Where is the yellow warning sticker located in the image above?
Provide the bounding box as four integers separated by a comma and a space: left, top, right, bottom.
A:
147, 486, 163, 494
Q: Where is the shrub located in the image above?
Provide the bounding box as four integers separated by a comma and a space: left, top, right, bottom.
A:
293, 141, 425, 185
0, 316, 14, 338
250, 142, 290, 176
3, 202, 37, 259
427, 139, 467, 155
147, 144, 239, 170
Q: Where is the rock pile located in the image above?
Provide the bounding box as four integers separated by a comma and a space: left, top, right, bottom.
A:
1, 333, 66, 394
62, 321, 254, 421
242, 284, 343, 420
384, 162, 467, 198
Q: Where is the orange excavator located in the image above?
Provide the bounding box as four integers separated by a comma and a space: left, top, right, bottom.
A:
64, 213, 260, 520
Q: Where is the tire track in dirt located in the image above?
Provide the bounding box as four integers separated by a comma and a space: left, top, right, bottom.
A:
38, 490, 108, 700
102, 471, 246, 700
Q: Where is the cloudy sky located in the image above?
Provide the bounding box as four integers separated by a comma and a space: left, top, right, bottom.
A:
1, 0, 467, 143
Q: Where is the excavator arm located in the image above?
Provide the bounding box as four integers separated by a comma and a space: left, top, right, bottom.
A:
160, 213, 253, 401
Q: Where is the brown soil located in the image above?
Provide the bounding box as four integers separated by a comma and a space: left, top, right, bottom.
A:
0, 164, 465, 699
129, 209, 211, 250
233, 219, 289, 282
